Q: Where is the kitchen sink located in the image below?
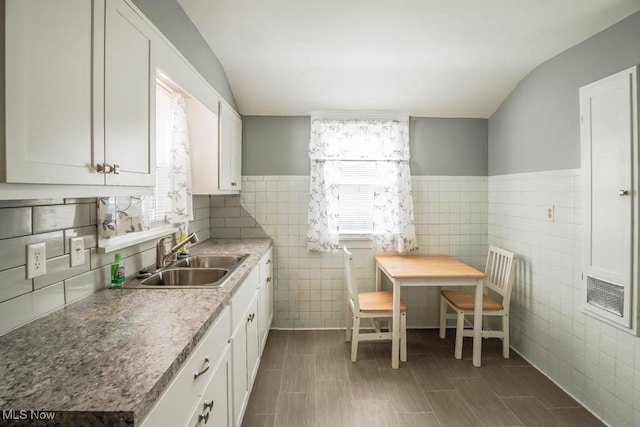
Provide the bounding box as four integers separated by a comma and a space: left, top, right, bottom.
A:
173, 254, 248, 269
140, 268, 229, 287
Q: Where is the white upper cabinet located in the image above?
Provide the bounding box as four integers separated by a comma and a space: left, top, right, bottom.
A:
219, 103, 242, 192
3, 0, 154, 187
5, 0, 105, 185
104, 0, 155, 186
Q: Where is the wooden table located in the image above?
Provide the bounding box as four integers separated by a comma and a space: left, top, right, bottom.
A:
374, 254, 486, 368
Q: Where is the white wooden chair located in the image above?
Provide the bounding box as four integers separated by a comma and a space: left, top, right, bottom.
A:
439, 246, 516, 359
343, 247, 407, 362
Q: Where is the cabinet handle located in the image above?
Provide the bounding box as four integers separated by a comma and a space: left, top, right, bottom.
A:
193, 356, 210, 379
203, 400, 214, 412
198, 411, 209, 424
231, 182, 237, 186
96, 163, 113, 174
619, 190, 630, 196
266, 277, 271, 283
266, 259, 271, 265
112, 164, 120, 174
247, 313, 255, 322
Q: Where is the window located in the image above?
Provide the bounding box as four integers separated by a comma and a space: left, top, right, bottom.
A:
97, 77, 194, 249
144, 80, 174, 225
337, 161, 375, 236
142, 76, 193, 227
307, 117, 418, 253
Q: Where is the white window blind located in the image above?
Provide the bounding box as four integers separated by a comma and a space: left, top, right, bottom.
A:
144, 82, 173, 225
338, 161, 375, 235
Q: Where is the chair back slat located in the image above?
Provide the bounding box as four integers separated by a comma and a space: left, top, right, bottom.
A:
343, 247, 360, 313
484, 246, 516, 309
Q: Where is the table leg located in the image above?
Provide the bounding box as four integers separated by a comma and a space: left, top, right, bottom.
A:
391, 279, 401, 369
472, 277, 483, 367
375, 265, 381, 292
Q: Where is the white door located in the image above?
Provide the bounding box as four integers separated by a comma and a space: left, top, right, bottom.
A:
104, 0, 155, 186
580, 66, 638, 329
5, 0, 105, 185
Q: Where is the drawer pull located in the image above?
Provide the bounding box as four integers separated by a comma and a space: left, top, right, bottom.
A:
266, 277, 271, 283
247, 313, 255, 322
265, 259, 271, 265
193, 356, 210, 379
203, 400, 214, 412
198, 411, 209, 424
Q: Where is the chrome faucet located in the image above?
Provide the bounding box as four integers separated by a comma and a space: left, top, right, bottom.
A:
156, 232, 199, 269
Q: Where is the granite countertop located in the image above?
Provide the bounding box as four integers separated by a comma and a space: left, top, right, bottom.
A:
0, 239, 272, 427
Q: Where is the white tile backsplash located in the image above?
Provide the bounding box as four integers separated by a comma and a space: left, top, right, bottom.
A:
0, 195, 211, 336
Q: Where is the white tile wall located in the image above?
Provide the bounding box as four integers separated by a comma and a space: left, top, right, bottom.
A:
240, 175, 488, 329
488, 169, 639, 427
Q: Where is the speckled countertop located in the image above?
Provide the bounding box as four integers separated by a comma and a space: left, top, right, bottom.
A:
0, 239, 271, 427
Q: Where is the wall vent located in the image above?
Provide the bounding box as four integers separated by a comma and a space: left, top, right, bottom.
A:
587, 276, 624, 317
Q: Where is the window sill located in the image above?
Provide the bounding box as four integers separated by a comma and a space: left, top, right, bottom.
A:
97, 224, 179, 253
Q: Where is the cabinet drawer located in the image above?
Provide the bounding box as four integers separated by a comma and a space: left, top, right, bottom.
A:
259, 248, 273, 283
231, 267, 259, 328
141, 307, 230, 427
186, 345, 231, 427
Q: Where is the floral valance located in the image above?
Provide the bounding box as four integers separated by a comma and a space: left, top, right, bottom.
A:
309, 118, 410, 161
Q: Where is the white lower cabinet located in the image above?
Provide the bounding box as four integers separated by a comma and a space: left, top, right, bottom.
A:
186, 346, 231, 427
141, 307, 230, 427
141, 248, 273, 427
258, 248, 274, 352
230, 267, 260, 427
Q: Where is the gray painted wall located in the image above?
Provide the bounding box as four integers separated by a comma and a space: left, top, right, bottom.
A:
488, 11, 640, 175
243, 116, 487, 176
131, 0, 238, 111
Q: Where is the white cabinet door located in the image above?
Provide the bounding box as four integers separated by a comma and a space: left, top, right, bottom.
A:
187, 345, 231, 427
580, 66, 638, 331
188, 98, 221, 194
230, 313, 248, 427
246, 295, 260, 388
4, 0, 105, 185
104, 0, 155, 186
219, 103, 242, 191
231, 290, 260, 427
258, 248, 273, 352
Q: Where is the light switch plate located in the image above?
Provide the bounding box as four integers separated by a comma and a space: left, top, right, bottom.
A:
70, 237, 85, 267
27, 242, 47, 279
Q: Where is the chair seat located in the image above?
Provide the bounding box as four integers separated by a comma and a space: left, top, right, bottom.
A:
441, 289, 503, 311
359, 291, 407, 313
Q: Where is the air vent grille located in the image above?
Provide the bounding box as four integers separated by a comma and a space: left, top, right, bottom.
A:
587, 276, 624, 317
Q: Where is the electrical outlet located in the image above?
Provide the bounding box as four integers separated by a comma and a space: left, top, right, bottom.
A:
70, 237, 85, 267
546, 205, 555, 222
27, 242, 47, 279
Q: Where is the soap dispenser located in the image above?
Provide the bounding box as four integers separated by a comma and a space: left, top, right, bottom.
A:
110, 253, 125, 288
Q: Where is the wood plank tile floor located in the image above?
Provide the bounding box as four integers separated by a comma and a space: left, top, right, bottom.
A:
242, 329, 605, 427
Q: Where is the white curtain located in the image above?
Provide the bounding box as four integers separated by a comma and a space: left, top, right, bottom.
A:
307, 117, 418, 253
166, 93, 193, 224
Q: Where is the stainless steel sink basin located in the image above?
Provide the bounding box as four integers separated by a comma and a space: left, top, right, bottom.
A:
140, 268, 229, 287
173, 254, 248, 269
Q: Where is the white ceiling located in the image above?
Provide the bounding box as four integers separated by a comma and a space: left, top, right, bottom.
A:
178, 0, 640, 118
